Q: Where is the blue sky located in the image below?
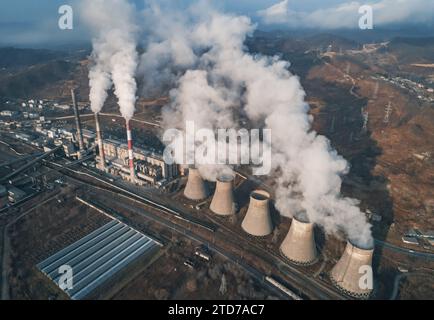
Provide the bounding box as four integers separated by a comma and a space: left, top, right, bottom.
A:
0, 0, 433, 47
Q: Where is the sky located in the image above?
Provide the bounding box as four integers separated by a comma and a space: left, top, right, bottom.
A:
0, 0, 433, 47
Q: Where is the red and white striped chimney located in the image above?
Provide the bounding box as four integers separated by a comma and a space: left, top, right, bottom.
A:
126, 120, 136, 181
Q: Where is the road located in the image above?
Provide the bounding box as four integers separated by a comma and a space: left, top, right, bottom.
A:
375, 239, 434, 260
46, 160, 345, 300
89, 195, 293, 300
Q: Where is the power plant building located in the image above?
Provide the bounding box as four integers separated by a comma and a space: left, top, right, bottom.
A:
101, 138, 178, 185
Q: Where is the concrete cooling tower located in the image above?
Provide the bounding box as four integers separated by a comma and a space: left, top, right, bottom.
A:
241, 190, 273, 237
280, 216, 318, 265
330, 241, 374, 298
210, 175, 236, 216
184, 168, 208, 201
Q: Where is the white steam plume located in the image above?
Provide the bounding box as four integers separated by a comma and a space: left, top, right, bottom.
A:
140, 2, 373, 248
81, 0, 139, 120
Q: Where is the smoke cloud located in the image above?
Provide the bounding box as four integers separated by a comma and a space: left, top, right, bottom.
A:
81, 0, 139, 120
140, 1, 373, 248
258, 0, 434, 29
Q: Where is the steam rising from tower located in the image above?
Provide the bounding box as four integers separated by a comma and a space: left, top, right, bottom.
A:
81, 0, 139, 179
140, 2, 373, 248
81, 0, 139, 121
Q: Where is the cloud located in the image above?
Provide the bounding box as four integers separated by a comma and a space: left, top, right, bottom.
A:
258, 0, 434, 29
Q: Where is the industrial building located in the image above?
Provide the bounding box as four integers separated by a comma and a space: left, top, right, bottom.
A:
37, 220, 161, 300
100, 137, 178, 185
7, 186, 27, 203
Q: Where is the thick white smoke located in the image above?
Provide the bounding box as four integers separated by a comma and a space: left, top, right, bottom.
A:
139, 1, 373, 248
81, 0, 139, 120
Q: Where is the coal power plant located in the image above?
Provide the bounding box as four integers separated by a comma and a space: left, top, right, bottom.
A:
241, 190, 273, 237
184, 167, 208, 201
330, 241, 374, 298
280, 217, 318, 265
210, 175, 236, 216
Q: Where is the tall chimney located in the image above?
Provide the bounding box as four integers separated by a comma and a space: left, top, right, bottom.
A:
330, 241, 374, 298
210, 175, 236, 216
126, 120, 136, 181
71, 89, 85, 155
184, 167, 208, 201
241, 190, 273, 237
280, 216, 318, 265
95, 112, 106, 171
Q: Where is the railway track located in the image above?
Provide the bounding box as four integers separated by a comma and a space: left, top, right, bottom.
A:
45, 160, 347, 299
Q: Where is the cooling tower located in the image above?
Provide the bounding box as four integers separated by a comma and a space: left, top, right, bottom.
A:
71, 89, 84, 154
94, 112, 106, 171
280, 216, 318, 265
330, 241, 374, 298
125, 120, 136, 181
184, 168, 208, 201
241, 190, 273, 237
210, 175, 235, 216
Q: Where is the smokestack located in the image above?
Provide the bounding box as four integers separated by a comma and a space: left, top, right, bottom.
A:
71, 89, 85, 155
95, 113, 106, 171
126, 120, 136, 181
241, 190, 273, 237
184, 167, 208, 201
210, 175, 235, 216
330, 241, 374, 298
280, 216, 318, 265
